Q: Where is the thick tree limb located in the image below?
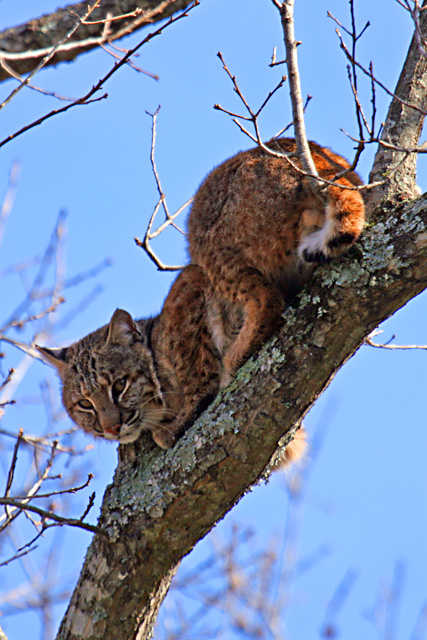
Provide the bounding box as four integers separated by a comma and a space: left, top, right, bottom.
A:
367, 0, 427, 208
55, 191, 427, 640
0, 0, 194, 84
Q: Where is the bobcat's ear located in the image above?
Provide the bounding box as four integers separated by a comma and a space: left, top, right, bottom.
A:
106, 309, 141, 346
36, 345, 69, 376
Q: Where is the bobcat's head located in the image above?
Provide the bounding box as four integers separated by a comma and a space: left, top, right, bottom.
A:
37, 310, 165, 444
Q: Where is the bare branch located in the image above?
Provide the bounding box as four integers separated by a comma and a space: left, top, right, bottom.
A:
0, 0, 102, 112
11, 474, 94, 502
333, 24, 426, 115
0, 94, 107, 151
2, 209, 67, 327
395, 0, 427, 58
0, 441, 59, 530
0, 4, 199, 150
0, 59, 76, 101
135, 108, 189, 271
0, 546, 37, 569
3, 429, 24, 503
278, 0, 319, 182
0, 369, 14, 394
0, 427, 90, 456
0, 162, 20, 248
0, 0, 198, 84
364, 329, 427, 350
214, 52, 380, 193
100, 43, 159, 80
0, 497, 108, 538
2, 298, 65, 333
73, 7, 143, 25
321, 570, 358, 638
412, 600, 427, 640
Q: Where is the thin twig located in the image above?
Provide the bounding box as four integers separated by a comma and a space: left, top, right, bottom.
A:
395, 0, 427, 59
0, 441, 59, 530
73, 6, 143, 25
411, 600, 427, 640
0, 546, 37, 568
0, 369, 14, 393
215, 51, 287, 130
364, 330, 427, 350
11, 474, 94, 501
100, 43, 159, 79
3, 429, 24, 504
2, 210, 67, 327
0, 497, 108, 538
0, 161, 20, 248
0, 0, 102, 112
135, 107, 189, 271
3, 298, 65, 332
0, 427, 90, 456
0, 58, 75, 102
321, 569, 358, 638
279, 0, 319, 182
215, 24, 389, 193
333, 22, 426, 115
0, 3, 198, 149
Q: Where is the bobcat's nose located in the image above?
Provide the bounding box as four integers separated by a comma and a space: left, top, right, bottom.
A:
104, 424, 121, 436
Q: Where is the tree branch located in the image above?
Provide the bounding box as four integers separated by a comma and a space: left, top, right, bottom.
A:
0, 1, 196, 85
367, 0, 427, 208
0, 497, 108, 538
279, 0, 319, 183
55, 192, 427, 640
0, 7, 195, 150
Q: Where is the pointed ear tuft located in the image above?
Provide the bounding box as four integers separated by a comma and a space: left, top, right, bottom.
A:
106, 309, 140, 346
36, 345, 69, 376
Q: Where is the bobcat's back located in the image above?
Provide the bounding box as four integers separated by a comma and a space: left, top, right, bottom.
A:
188, 138, 365, 375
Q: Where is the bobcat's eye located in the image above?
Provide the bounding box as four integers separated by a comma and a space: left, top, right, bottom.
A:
78, 398, 94, 410
112, 377, 127, 401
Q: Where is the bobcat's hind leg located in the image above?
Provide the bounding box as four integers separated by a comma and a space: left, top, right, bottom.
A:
216, 267, 285, 378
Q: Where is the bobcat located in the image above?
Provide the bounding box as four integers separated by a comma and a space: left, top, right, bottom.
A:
37, 138, 365, 459
188, 138, 365, 378
37, 265, 221, 449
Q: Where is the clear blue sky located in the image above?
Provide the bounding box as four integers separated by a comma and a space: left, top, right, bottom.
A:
0, 1, 426, 639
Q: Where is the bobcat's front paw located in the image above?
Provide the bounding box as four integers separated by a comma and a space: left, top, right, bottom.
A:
220, 368, 233, 389
152, 428, 177, 450
302, 248, 329, 264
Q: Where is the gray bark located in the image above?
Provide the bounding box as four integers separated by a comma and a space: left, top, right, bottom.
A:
0, 0, 194, 84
